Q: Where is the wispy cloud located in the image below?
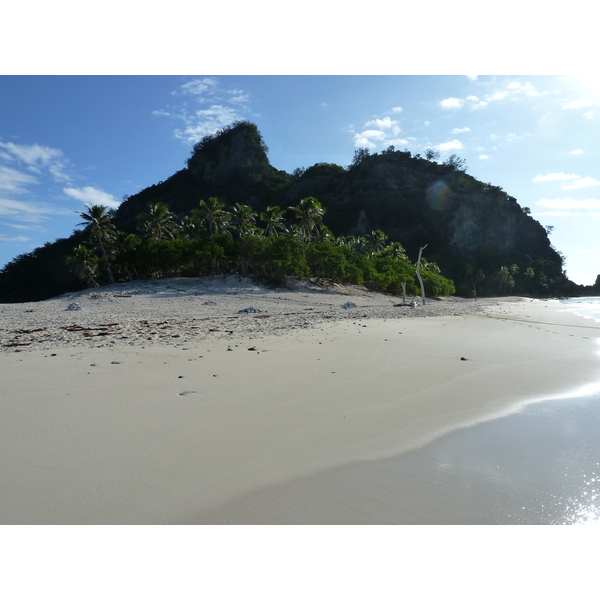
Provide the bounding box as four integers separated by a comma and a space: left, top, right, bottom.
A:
0, 165, 39, 193
176, 78, 218, 97
63, 186, 121, 209
536, 198, 600, 209
562, 99, 593, 109
0, 234, 31, 243
532, 172, 580, 183
0, 141, 71, 183
452, 127, 471, 134
155, 78, 252, 144
0, 197, 69, 222
562, 176, 600, 190
570, 149, 584, 154
440, 80, 546, 112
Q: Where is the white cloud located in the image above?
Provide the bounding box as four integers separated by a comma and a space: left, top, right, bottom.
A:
0, 165, 38, 193
353, 130, 387, 148
440, 97, 464, 109
364, 117, 399, 131
391, 106, 403, 113
0, 234, 30, 243
479, 154, 489, 160
488, 91, 509, 101
562, 99, 593, 109
466, 75, 478, 81
452, 127, 471, 134
156, 78, 253, 145
230, 94, 250, 104
4, 222, 45, 231
562, 176, 600, 190
532, 172, 580, 182
584, 110, 594, 119
570, 149, 584, 154
174, 105, 242, 143
435, 140, 463, 152
0, 197, 67, 222
441, 81, 544, 114
177, 78, 218, 96
0, 141, 70, 183
506, 133, 522, 142
536, 198, 600, 209
63, 186, 121, 209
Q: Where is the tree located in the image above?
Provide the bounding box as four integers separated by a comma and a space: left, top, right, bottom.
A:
260, 205, 287, 238
443, 153, 467, 171
383, 241, 409, 262
425, 148, 440, 161
179, 215, 205, 239
288, 197, 326, 256
365, 229, 388, 256
137, 202, 177, 240
349, 147, 370, 169
67, 244, 99, 287
76, 204, 116, 284
229, 203, 258, 238
193, 197, 231, 237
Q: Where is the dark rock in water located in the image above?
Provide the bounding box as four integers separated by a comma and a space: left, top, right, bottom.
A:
248, 346, 256, 351
461, 357, 468, 361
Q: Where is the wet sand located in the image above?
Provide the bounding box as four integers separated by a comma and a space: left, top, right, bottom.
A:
1, 277, 599, 524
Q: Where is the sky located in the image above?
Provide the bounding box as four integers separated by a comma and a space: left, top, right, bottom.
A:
1, 74, 599, 284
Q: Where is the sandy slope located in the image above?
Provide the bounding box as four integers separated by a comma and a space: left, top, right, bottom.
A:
1, 277, 599, 523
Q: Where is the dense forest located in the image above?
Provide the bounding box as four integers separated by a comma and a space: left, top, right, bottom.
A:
1, 121, 596, 303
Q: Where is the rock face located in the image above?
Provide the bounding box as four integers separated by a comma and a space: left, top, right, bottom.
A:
186, 121, 270, 185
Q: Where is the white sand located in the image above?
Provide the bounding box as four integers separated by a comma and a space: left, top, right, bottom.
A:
1, 277, 599, 523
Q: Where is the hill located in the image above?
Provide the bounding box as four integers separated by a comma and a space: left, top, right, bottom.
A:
0, 121, 585, 302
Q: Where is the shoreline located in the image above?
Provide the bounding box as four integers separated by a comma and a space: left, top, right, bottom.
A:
1, 277, 599, 523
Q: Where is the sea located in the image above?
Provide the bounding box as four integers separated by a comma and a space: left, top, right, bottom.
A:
215, 297, 600, 525
376, 296, 600, 525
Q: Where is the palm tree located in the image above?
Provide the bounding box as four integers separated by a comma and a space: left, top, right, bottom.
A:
112, 231, 141, 281
67, 244, 100, 287
288, 196, 325, 256
383, 241, 409, 261
179, 215, 205, 239
260, 205, 287, 237
193, 197, 231, 237
76, 204, 116, 284
137, 202, 177, 240
365, 229, 388, 256
230, 203, 258, 238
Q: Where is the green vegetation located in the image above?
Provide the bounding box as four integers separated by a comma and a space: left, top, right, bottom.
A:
0, 120, 590, 302
57, 198, 455, 297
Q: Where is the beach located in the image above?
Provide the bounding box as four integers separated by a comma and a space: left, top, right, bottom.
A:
1, 276, 599, 524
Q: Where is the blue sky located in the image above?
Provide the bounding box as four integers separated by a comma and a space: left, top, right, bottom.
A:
1, 74, 599, 285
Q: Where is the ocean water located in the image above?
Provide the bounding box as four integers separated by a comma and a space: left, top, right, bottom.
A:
561, 296, 600, 323
365, 296, 600, 524
201, 297, 600, 524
